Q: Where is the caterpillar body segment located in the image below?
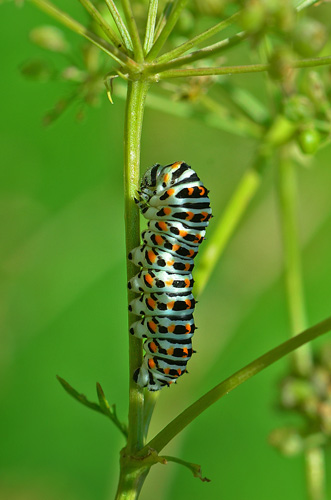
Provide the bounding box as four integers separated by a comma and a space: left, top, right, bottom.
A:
129, 162, 211, 391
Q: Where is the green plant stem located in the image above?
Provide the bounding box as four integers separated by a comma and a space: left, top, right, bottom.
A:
139, 316, 331, 455
104, 0, 133, 52
151, 32, 248, 74
144, 0, 159, 55
155, 12, 240, 64
153, 0, 173, 41
194, 152, 267, 297
277, 150, 312, 376
121, 0, 144, 62
277, 150, 326, 500
115, 466, 149, 500
146, 0, 188, 61
154, 55, 331, 79
305, 448, 326, 500
77, 0, 123, 48
29, 0, 138, 69
297, 0, 321, 11
124, 80, 150, 453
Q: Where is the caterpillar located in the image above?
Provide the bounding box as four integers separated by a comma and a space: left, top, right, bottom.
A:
128, 161, 212, 391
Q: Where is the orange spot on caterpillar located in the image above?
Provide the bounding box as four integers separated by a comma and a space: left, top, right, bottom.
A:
172, 244, 180, 251
155, 234, 164, 245
171, 161, 182, 169
186, 211, 194, 221
163, 207, 171, 216
148, 250, 156, 263
201, 211, 209, 221
198, 186, 205, 196
167, 260, 175, 267
167, 301, 175, 310
168, 324, 175, 333
158, 221, 168, 231
179, 230, 188, 237
185, 323, 191, 333
149, 342, 158, 353
184, 279, 191, 288
167, 188, 175, 196
177, 369, 182, 376
185, 299, 191, 309
185, 263, 191, 271
149, 321, 157, 332
164, 173, 170, 183
167, 347, 174, 355
145, 274, 154, 286
166, 279, 173, 286
147, 298, 157, 309
182, 347, 188, 357
187, 187, 194, 196
148, 358, 156, 369
164, 368, 170, 375
188, 249, 195, 258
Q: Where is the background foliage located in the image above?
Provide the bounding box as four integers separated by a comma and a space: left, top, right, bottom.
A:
1, 1, 331, 499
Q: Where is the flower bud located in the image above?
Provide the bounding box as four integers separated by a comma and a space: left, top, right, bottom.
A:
297, 128, 321, 155
20, 59, 53, 81
30, 25, 69, 53
293, 18, 327, 57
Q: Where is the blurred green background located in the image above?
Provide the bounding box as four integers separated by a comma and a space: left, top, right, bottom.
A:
1, 2, 331, 500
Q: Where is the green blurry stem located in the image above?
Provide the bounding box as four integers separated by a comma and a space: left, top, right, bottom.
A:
194, 151, 267, 297
139, 316, 331, 455
277, 151, 326, 500
155, 12, 240, 64
144, 0, 159, 55
155, 55, 331, 79
154, 0, 174, 41
104, 0, 133, 52
77, 0, 123, 48
121, 0, 144, 62
124, 80, 150, 453
277, 151, 312, 376
146, 0, 189, 61
151, 32, 248, 74
305, 448, 326, 500
297, 0, 321, 11
29, 0, 138, 69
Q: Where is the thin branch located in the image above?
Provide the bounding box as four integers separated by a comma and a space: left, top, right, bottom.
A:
155, 12, 240, 64
121, 0, 144, 62
277, 150, 312, 376
146, 0, 189, 61
138, 316, 331, 454
104, 0, 133, 52
154, 0, 173, 41
29, 0, 139, 70
155, 55, 331, 79
296, 0, 321, 11
144, 0, 159, 55
151, 32, 248, 74
77, 0, 123, 48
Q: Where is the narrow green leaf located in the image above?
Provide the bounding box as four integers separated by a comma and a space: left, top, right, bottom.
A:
144, 0, 159, 55
155, 12, 240, 64
104, 0, 133, 52
162, 456, 211, 482
146, 0, 189, 61
77, 0, 122, 48
121, 0, 144, 62
96, 382, 112, 413
29, 0, 138, 70
57, 375, 103, 413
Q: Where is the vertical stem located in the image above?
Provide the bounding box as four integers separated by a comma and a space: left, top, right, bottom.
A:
277, 149, 312, 376
124, 80, 150, 453
305, 448, 326, 500
278, 148, 326, 500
